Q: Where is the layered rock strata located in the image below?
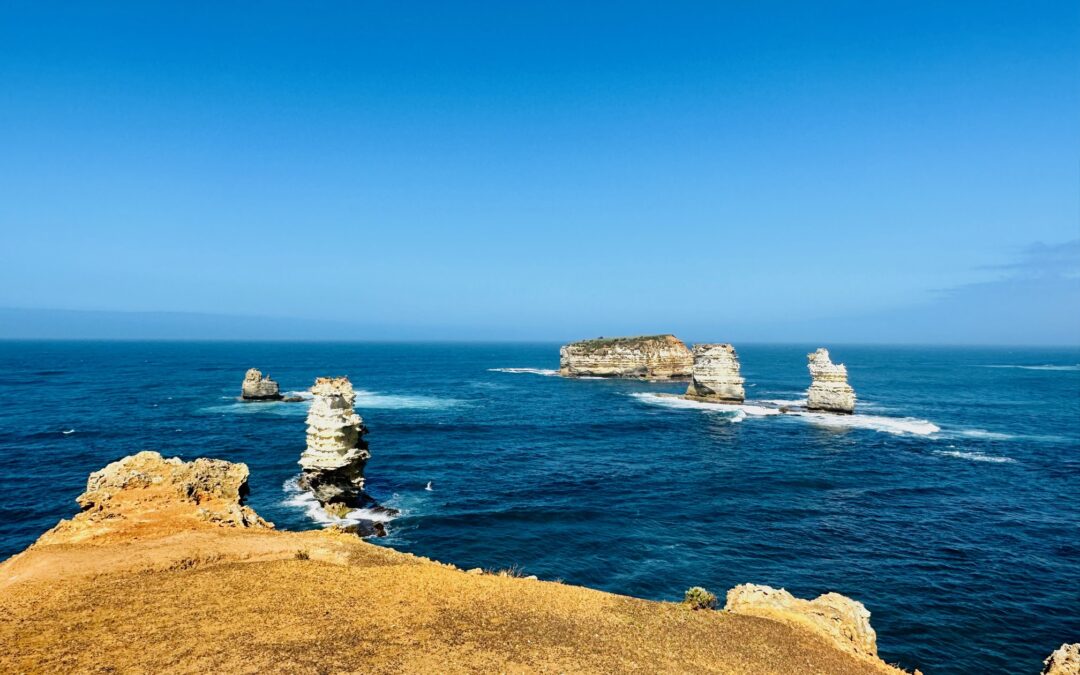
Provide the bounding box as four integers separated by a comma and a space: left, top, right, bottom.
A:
684, 343, 746, 402
298, 376, 374, 518
241, 368, 282, 401
559, 334, 693, 379
725, 584, 878, 662
806, 348, 856, 414
1043, 644, 1080, 675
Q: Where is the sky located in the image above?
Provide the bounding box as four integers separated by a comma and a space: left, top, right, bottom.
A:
1, 2, 1077, 343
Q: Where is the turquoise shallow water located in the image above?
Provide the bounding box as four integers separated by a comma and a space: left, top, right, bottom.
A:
0, 341, 1077, 673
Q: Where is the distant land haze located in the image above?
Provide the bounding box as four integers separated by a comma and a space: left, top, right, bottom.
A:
2, 283, 1077, 346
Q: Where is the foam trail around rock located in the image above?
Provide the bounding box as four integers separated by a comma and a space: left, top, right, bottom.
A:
631, 393, 939, 436
489, 367, 561, 376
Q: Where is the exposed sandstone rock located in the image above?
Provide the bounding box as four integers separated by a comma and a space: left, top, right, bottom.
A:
559, 334, 693, 379
298, 377, 374, 517
725, 584, 877, 661
1043, 644, 1080, 675
806, 348, 856, 414
685, 343, 746, 402
241, 368, 282, 401
39, 451, 270, 545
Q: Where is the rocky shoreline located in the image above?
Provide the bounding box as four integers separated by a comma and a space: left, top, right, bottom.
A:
1, 451, 910, 674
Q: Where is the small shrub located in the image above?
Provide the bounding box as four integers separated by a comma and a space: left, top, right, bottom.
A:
486, 564, 526, 578
683, 586, 717, 610
294, 550, 310, 560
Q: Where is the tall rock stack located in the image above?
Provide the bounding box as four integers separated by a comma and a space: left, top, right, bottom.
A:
806, 348, 856, 414
685, 344, 746, 402
559, 335, 693, 379
241, 368, 282, 401
298, 376, 372, 517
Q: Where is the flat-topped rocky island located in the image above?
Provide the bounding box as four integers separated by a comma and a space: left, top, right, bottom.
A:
559, 334, 693, 379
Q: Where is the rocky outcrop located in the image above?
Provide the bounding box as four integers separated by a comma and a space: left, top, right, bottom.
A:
806, 348, 856, 414
297, 377, 374, 518
1043, 644, 1080, 675
725, 584, 877, 661
559, 335, 693, 379
38, 451, 270, 545
241, 368, 282, 401
684, 344, 746, 402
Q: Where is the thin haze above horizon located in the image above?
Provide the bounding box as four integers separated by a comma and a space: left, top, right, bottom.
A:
1, 2, 1077, 343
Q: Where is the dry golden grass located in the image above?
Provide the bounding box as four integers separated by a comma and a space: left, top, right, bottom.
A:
0, 524, 903, 674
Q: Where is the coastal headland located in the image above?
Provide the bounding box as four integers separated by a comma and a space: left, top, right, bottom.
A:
0, 451, 907, 674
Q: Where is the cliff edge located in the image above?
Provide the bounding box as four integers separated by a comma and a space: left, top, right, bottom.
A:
0, 452, 905, 674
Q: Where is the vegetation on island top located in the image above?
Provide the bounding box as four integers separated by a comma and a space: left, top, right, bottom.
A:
570, 334, 677, 347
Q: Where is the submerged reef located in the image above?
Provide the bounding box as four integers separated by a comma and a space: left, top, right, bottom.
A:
684, 343, 746, 402
559, 334, 693, 379
240, 368, 282, 401
806, 348, 857, 414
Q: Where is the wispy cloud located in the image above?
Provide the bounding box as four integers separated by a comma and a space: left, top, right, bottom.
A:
976, 239, 1080, 279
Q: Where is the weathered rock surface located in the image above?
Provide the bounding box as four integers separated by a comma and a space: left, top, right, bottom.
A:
559, 334, 693, 379
241, 368, 282, 401
806, 348, 856, 414
298, 376, 375, 517
1043, 644, 1080, 675
38, 451, 270, 545
685, 343, 746, 402
725, 583, 878, 661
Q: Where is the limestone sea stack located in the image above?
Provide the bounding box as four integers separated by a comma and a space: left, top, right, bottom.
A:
684, 343, 746, 402
298, 376, 373, 517
241, 368, 282, 401
559, 334, 693, 379
806, 348, 856, 414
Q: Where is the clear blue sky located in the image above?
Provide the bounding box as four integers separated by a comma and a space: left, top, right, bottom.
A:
1, 2, 1077, 343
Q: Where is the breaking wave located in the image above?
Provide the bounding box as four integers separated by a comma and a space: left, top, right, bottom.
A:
630, 393, 939, 436
792, 410, 940, 436
935, 450, 1016, 464
956, 429, 1014, 441
281, 477, 400, 526
353, 389, 462, 410
489, 367, 561, 377
203, 389, 460, 414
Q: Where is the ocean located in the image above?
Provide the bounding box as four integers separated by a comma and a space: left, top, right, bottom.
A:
0, 340, 1077, 673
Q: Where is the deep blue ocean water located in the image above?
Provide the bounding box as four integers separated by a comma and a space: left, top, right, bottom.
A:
0, 341, 1077, 673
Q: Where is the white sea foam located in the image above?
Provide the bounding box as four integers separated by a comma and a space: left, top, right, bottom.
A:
630, 393, 778, 417
935, 450, 1016, 464
281, 477, 400, 526
282, 390, 314, 400
203, 388, 458, 414
353, 389, 462, 410
979, 364, 1080, 372
488, 367, 561, 376
200, 401, 310, 417
761, 398, 807, 407
631, 393, 938, 436
792, 410, 940, 436
956, 429, 1014, 441
61, 429, 75, 435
